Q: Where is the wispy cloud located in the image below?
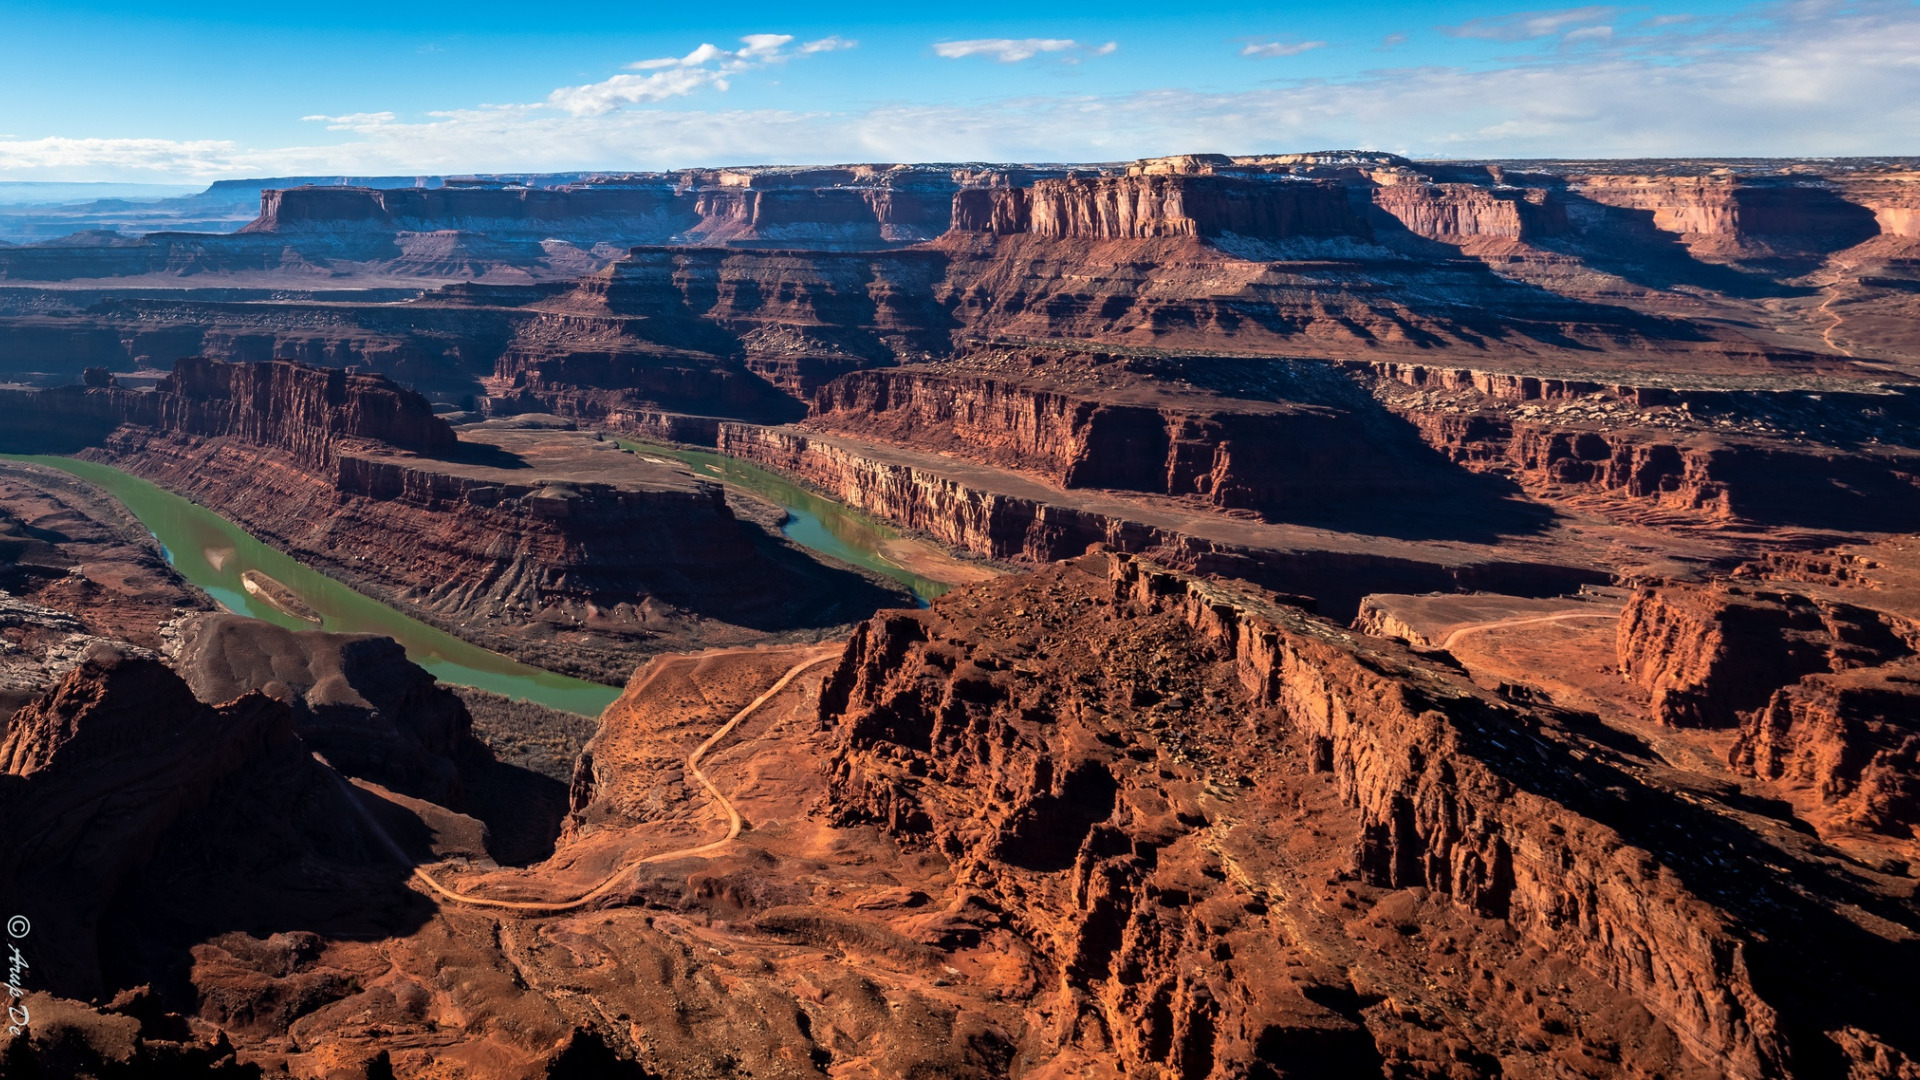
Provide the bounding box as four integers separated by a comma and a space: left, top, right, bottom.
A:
3, 1, 1915, 182
546, 33, 848, 116
1242, 40, 1327, 58
800, 35, 857, 54
300, 112, 399, 132
0, 137, 246, 180
1443, 5, 1618, 41
934, 38, 1115, 62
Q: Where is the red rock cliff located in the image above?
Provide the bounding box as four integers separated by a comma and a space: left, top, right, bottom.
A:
817, 553, 1919, 1078
951, 174, 1368, 240
1616, 581, 1914, 728
154, 356, 457, 463
806, 366, 1406, 511
1370, 181, 1568, 241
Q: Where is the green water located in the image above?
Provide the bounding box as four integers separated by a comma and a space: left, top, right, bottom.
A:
3, 456, 623, 718
614, 440, 949, 603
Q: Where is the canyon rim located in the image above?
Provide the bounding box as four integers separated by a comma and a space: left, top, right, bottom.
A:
3, 4, 1920, 1077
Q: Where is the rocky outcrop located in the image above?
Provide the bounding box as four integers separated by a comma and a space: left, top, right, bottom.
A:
1565, 175, 1883, 263
718, 421, 1601, 616
0, 356, 455, 462
0, 648, 315, 999
805, 365, 1408, 510
172, 614, 476, 802
1731, 659, 1920, 838
950, 173, 1368, 240
1370, 181, 1567, 242
1399, 408, 1920, 529
1616, 581, 1915, 727
155, 355, 457, 462
819, 552, 1918, 1079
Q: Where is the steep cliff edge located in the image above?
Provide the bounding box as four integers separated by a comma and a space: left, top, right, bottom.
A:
0, 356, 455, 461
818, 552, 1919, 1078
951, 173, 1368, 240
717, 420, 1605, 619
1370, 180, 1568, 243
804, 359, 1415, 513
1, 358, 913, 681
1731, 659, 1920, 839
1616, 581, 1915, 728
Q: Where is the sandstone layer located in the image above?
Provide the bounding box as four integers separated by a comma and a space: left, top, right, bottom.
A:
1, 357, 914, 682
9, 553, 1915, 1078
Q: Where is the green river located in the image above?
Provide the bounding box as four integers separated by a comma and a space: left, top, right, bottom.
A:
7, 445, 949, 718
614, 440, 950, 603
4, 456, 625, 718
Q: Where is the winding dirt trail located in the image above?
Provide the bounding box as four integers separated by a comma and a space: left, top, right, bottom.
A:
1818, 286, 1857, 358
360, 650, 838, 914
1437, 610, 1618, 651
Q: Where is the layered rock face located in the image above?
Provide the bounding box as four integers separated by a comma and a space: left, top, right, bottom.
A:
818, 553, 1917, 1079
1613, 578, 1920, 840
2, 357, 910, 681
1565, 174, 1884, 264
1369, 180, 1568, 242
245, 165, 965, 250
100, 424, 878, 682
805, 363, 1409, 511
1354, 360, 1920, 530
1731, 660, 1920, 838
717, 421, 1602, 617
0, 356, 455, 461
1616, 581, 1915, 728
951, 173, 1368, 240
155, 355, 458, 462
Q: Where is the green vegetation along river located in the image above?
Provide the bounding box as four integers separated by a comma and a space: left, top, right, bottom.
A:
615, 440, 949, 603
4, 456, 624, 718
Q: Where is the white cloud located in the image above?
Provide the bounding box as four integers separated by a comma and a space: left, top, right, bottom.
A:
801, 35, 857, 54
1444, 5, 1618, 41
736, 34, 794, 61
934, 38, 1087, 62
0, 137, 245, 181
300, 112, 399, 131
1242, 40, 1328, 58
549, 32, 841, 116
548, 68, 728, 115
1560, 25, 1614, 44
4, 1, 1916, 182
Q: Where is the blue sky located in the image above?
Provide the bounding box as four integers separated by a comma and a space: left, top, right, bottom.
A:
0, 0, 1914, 180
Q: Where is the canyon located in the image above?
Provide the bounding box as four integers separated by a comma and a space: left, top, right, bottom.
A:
1, 152, 1917, 1079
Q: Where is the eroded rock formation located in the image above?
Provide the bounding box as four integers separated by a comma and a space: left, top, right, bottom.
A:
815, 553, 1917, 1078
1617, 581, 1915, 728
2, 357, 914, 681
